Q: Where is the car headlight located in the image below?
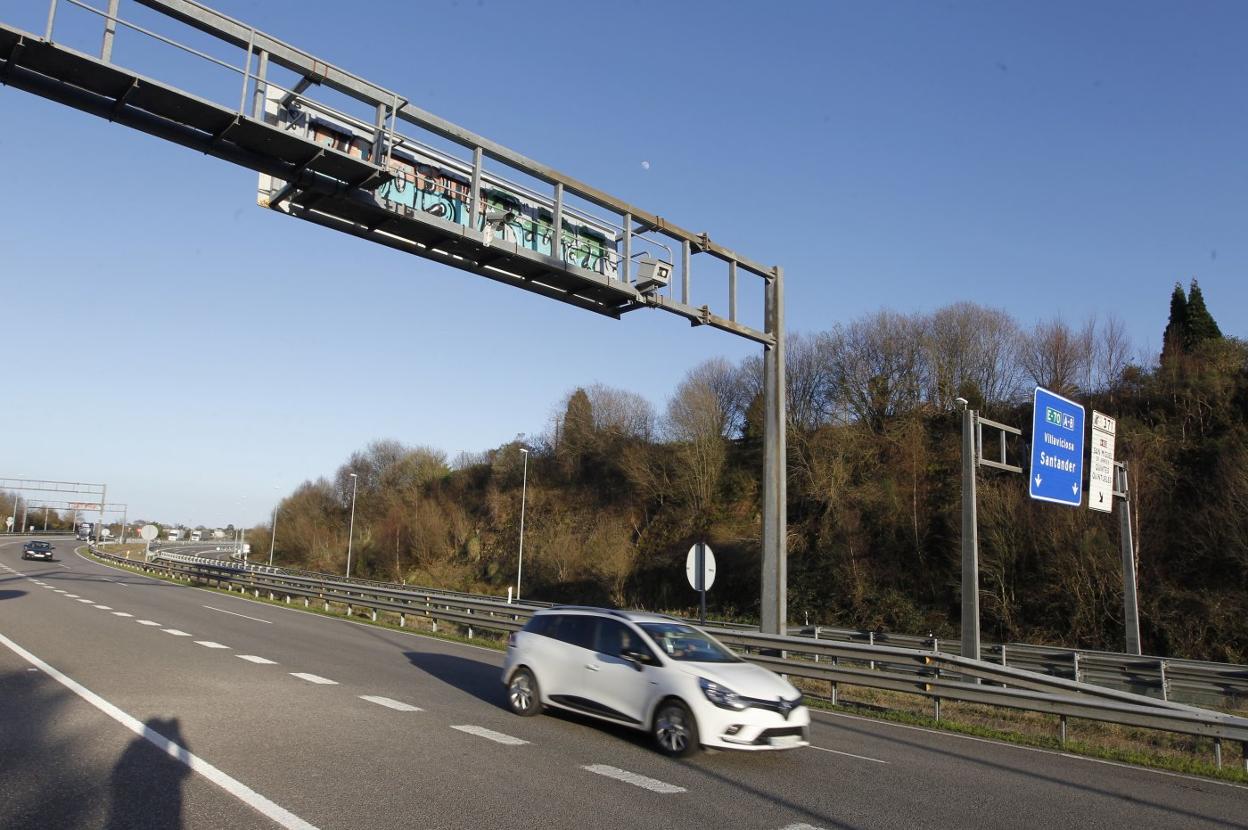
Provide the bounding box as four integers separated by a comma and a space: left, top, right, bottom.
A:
699, 677, 747, 711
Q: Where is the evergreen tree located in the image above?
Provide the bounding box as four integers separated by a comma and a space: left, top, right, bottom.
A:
1183, 278, 1222, 349
1161, 281, 1187, 362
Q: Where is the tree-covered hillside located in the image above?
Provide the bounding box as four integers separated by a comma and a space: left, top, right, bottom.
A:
255, 282, 1248, 662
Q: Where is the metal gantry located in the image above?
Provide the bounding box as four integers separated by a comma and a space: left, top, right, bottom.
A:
1, 0, 789, 631
1, 477, 108, 542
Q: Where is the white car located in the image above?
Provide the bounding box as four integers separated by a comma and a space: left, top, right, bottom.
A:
501, 606, 809, 757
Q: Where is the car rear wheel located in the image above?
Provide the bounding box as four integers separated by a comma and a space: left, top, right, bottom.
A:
507, 668, 542, 717
653, 699, 699, 758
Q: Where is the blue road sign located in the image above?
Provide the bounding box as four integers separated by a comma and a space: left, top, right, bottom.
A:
1029, 387, 1085, 507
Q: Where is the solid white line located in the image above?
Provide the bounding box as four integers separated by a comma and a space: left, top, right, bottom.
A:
163, 629, 192, 637
237, 655, 277, 665
93, 605, 113, 610
359, 695, 421, 712
195, 641, 230, 649
582, 764, 686, 794
0, 631, 319, 830
136, 620, 162, 627
450, 725, 529, 746
112, 612, 134, 618
203, 605, 272, 624
808, 745, 888, 764
290, 673, 337, 685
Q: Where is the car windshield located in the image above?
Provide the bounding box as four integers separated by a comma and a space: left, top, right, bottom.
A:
639, 623, 741, 663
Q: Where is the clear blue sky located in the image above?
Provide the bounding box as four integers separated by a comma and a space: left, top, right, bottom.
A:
1, 0, 1244, 527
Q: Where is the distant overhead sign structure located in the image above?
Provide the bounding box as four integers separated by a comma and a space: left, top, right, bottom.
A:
1088, 411, 1117, 513
1029, 387, 1085, 507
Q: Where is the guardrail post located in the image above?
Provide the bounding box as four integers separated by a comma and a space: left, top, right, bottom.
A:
399, 613, 405, 628
868, 631, 876, 670
1242, 742, 1247, 773
1059, 715, 1067, 746
1072, 651, 1081, 683
813, 627, 819, 663
1159, 660, 1169, 702
933, 697, 941, 722
432, 617, 438, 633
371, 609, 377, 622
1211, 738, 1223, 769
1000, 644, 1007, 667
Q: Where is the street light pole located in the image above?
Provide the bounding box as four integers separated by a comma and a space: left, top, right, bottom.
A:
515, 448, 529, 601
269, 504, 279, 566
345, 472, 358, 577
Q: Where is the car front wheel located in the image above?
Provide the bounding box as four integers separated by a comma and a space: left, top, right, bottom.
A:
653, 700, 699, 758
507, 668, 542, 717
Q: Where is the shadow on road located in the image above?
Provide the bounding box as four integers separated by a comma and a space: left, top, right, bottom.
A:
105, 718, 191, 830
0, 589, 26, 600
404, 650, 508, 709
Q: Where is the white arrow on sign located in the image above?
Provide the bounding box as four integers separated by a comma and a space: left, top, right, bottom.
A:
1034, 475, 1042, 487
1072, 483, 1079, 495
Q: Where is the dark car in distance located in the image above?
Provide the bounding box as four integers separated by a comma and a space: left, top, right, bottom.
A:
22, 541, 54, 561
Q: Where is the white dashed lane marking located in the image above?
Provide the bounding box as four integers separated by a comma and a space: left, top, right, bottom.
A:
582, 764, 685, 794
112, 612, 134, 618
237, 655, 277, 665
808, 745, 888, 764
203, 605, 272, 624
136, 620, 162, 627
53, 590, 66, 594
163, 629, 192, 637
93, 605, 113, 610
450, 725, 528, 746
64, 594, 79, 598
291, 673, 337, 685
359, 696, 421, 712
76, 598, 94, 603
196, 641, 229, 649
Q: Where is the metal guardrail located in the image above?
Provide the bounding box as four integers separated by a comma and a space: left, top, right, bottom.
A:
146, 544, 1248, 708
138, 542, 1248, 710
797, 626, 1248, 710
88, 544, 1248, 769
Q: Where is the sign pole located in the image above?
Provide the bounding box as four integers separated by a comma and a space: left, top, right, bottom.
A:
1116, 462, 1141, 655
959, 402, 980, 662
697, 543, 707, 625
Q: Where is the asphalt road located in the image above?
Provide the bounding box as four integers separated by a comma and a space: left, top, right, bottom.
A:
1, 537, 1244, 830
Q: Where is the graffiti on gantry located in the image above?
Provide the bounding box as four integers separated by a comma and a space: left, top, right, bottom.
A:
295, 112, 616, 277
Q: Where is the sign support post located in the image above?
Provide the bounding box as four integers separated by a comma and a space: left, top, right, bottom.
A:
957, 400, 1022, 662
1115, 462, 1141, 655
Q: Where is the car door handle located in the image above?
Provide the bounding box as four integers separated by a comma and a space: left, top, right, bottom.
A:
585, 664, 599, 671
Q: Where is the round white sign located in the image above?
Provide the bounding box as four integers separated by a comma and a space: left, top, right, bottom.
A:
685, 543, 716, 591
139, 524, 159, 541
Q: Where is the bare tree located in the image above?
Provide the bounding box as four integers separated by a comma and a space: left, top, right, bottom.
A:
785, 331, 839, 432
923, 302, 1024, 409
1018, 317, 1094, 396
664, 372, 728, 513
585, 383, 656, 440
827, 311, 926, 431
1093, 313, 1132, 394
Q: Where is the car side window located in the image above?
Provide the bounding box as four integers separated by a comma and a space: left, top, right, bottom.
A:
523, 614, 557, 638
553, 614, 597, 649
595, 619, 656, 662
